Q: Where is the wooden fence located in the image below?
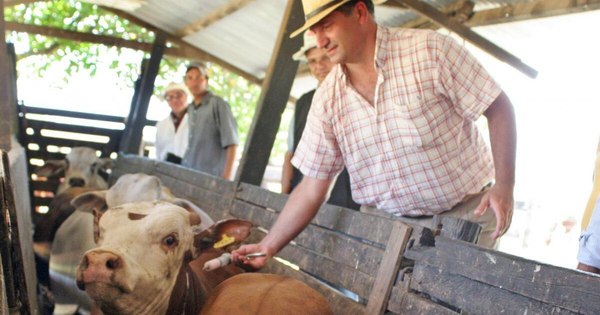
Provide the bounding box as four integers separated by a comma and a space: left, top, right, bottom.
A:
111, 154, 600, 315
16, 104, 157, 224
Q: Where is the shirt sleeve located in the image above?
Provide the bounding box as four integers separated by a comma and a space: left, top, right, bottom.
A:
434, 33, 502, 121
214, 97, 239, 148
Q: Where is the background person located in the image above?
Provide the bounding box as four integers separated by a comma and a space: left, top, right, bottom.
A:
155, 82, 190, 163
183, 62, 239, 179
233, 0, 517, 268
282, 31, 360, 210
577, 137, 600, 274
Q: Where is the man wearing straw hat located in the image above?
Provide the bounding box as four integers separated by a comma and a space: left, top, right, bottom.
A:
234, 0, 517, 267
155, 82, 190, 163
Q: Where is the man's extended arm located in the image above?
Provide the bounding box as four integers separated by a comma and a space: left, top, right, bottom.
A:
232, 175, 331, 268
475, 91, 517, 240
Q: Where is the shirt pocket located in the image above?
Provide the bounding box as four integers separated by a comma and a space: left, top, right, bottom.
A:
388, 97, 435, 148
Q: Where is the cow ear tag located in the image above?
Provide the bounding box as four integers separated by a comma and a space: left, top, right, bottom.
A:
213, 234, 235, 249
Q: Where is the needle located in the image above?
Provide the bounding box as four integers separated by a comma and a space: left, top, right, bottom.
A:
244, 252, 266, 260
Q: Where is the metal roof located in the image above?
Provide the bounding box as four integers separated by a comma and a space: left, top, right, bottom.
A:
78, 0, 600, 86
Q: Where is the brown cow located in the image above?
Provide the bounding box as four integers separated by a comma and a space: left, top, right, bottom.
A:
75, 200, 331, 315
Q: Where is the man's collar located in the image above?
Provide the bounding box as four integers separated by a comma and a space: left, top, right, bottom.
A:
191, 90, 213, 108
374, 25, 389, 70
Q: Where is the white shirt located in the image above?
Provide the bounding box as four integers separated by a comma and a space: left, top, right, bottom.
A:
155, 113, 189, 161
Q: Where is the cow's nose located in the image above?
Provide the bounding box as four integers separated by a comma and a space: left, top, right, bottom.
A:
69, 177, 85, 187
79, 251, 123, 286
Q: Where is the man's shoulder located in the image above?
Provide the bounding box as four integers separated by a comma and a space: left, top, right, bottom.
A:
388, 27, 444, 45
205, 91, 232, 107
298, 89, 316, 102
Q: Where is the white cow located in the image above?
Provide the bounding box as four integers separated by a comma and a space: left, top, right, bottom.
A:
36, 147, 112, 194
49, 173, 214, 314
75, 200, 331, 315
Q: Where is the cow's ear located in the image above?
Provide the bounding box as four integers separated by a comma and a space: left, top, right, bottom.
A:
194, 219, 253, 252
35, 159, 67, 178
98, 158, 114, 170
72, 191, 108, 213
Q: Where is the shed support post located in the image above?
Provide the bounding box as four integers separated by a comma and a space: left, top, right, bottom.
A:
0, 0, 12, 151
119, 34, 165, 154
235, 0, 304, 186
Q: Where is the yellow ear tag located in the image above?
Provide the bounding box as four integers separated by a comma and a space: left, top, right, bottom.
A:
213, 234, 235, 249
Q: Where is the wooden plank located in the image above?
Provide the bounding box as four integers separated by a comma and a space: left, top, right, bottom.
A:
408, 237, 600, 314
261, 258, 366, 315
411, 264, 579, 315
0, 151, 34, 313
0, 0, 11, 151
387, 284, 458, 315
392, 0, 538, 78
231, 200, 385, 276
23, 150, 65, 161
30, 180, 59, 192
27, 135, 108, 151
4, 21, 213, 61
25, 120, 121, 138
33, 196, 53, 207
18, 105, 125, 123
366, 221, 412, 315
114, 155, 235, 195
237, 183, 394, 245
245, 228, 377, 300
110, 155, 236, 220
235, 0, 304, 185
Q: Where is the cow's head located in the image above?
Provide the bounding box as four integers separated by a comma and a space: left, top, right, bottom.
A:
36, 147, 112, 194
75, 200, 251, 315
72, 173, 214, 237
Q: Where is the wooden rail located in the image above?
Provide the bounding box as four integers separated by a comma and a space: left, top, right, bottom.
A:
15, 104, 158, 217
107, 155, 600, 315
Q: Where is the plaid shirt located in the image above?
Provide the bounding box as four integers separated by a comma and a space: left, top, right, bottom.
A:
292, 26, 501, 216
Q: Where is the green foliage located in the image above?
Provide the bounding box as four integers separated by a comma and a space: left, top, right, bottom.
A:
4, 0, 288, 165
5, 0, 154, 84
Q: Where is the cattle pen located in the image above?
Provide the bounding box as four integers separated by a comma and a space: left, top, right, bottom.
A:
3, 0, 600, 314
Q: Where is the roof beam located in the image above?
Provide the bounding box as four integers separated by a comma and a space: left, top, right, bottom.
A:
466, 0, 600, 27
5, 22, 206, 60
398, 0, 474, 29
100, 6, 262, 85
392, 0, 538, 78
174, 0, 255, 37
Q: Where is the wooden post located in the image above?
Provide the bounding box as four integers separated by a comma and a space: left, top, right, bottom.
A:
0, 151, 32, 314
119, 35, 165, 154
366, 220, 412, 315
0, 0, 12, 151
235, 0, 304, 185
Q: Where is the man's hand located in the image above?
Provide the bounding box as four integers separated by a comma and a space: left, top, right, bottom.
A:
474, 184, 514, 240
231, 243, 272, 270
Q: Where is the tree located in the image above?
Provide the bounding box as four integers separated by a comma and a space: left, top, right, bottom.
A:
4, 0, 268, 151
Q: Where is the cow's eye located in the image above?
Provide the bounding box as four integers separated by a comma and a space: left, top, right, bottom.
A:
163, 235, 178, 248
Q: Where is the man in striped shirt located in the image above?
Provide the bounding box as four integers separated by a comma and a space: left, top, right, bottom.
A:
234, 0, 516, 267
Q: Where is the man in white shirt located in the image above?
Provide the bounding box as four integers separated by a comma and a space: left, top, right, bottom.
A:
155, 82, 190, 163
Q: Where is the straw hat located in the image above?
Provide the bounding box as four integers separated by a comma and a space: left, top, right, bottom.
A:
290, 0, 387, 38
292, 31, 318, 61
161, 82, 190, 100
